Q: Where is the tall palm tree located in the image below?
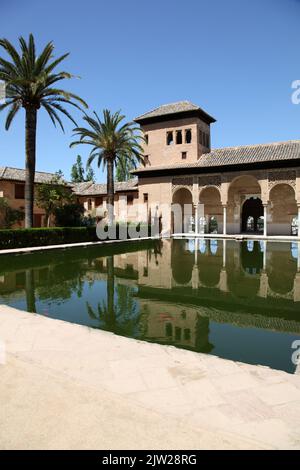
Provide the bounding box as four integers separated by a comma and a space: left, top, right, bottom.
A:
70, 109, 144, 224
0, 34, 87, 227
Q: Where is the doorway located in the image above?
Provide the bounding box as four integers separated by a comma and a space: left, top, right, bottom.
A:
241, 197, 263, 233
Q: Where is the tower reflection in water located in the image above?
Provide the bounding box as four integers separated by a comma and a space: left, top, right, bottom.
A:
0, 238, 300, 373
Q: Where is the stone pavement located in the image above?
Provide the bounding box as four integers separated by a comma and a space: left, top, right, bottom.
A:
1, 305, 300, 450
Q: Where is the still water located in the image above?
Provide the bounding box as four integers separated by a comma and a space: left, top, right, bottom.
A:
0, 238, 299, 373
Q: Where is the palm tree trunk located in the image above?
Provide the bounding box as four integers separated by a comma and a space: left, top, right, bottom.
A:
25, 269, 36, 313
106, 255, 115, 327
25, 106, 37, 228
107, 158, 114, 225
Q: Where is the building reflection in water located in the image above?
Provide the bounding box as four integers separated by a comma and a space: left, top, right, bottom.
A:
0, 238, 300, 372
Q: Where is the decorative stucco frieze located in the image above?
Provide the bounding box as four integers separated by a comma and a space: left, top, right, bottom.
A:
198, 174, 221, 189
171, 177, 193, 193
268, 170, 296, 189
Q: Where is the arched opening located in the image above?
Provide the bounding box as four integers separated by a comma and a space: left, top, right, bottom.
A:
241, 241, 263, 274
241, 197, 264, 233
267, 243, 297, 294
269, 184, 297, 236
171, 239, 194, 284
172, 188, 193, 234
228, 175, 261, 235
199, 186, 222, 234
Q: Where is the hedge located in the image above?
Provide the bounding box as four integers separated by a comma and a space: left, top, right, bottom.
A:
0, 223, 154, 250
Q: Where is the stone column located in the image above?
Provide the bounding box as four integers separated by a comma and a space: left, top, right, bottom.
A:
219, 269, 228, 293
258, 271, 269, 298
263, 204, 268, 237
195, 238, 199, 264
223, 205, 227, 236
192, 264, 199, 289
194, 203, 199, 236
262, 240, 267, 270
223, 239, 227, 268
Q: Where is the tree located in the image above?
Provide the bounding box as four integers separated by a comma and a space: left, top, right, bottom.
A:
0, 197, 24, 228
71, 154, 95, 182
115, 154, 136, 182
70, 110, 144, 224
71, 155, 85, 182
0, 34, 87, 228
85, 165, 95, 182
35, 173, 74, 227
54, 202, 84, 227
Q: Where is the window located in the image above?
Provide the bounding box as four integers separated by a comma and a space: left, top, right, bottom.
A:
144, 155, 149, 165
201, 132, 209, 148
176, 130, 182, 144
144, 134, 149, 145
185, 129, 192, 144
199, 129, 203, 145
127, 195, 134, 205
184, 329, 191, 341
175, 327, 182, 341
95, 197, 103, 207
165, 323, 173, 337
126, 263, 134, 273
143, 193, 148, 203
205, 133, 210, 148
88, 199, 92, 210
33, 214, 42, 227
181, 152, 187, 160
15, 271, 26, 288
143, 267, 148, 277
166, 131, 174, 145
15, 183, 25, 199
200, 130, 207, 147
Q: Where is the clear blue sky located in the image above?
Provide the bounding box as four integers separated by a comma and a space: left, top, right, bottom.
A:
0, 0, 299, 182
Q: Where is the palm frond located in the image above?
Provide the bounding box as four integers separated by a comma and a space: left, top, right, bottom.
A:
5, 102, 21, 130
0, 34, 87, 131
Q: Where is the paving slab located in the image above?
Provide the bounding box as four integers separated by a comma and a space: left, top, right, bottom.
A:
1, 304, 300, 450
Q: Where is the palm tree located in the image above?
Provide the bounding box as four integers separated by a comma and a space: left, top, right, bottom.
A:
0, 34, 87, 227
70, 109, 144, 224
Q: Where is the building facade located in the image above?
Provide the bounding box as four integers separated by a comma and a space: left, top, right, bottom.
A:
1, 100, 300, 235
133, 101, 300, 237
0, 167, 59, 227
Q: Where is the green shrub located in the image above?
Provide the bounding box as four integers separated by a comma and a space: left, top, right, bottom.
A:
0, 198, 24, 228
0, 227, 98, 250
0, 223, 154, 250
54, 203, 85, 227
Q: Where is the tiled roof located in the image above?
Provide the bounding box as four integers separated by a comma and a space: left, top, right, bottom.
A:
73, 178, 138, 196
134, 100, 216, 124
0, 166, 138, 196
71, 181, 94, 193
0, 166, 61, 184
132, 140, 300, 174
198, 140, 300, 167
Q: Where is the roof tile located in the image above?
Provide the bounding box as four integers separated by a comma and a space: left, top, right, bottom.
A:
132, 140, 300, 174
135, 100, 216, 123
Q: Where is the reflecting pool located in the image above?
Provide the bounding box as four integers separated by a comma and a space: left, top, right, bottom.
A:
1, 238, 300, 373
